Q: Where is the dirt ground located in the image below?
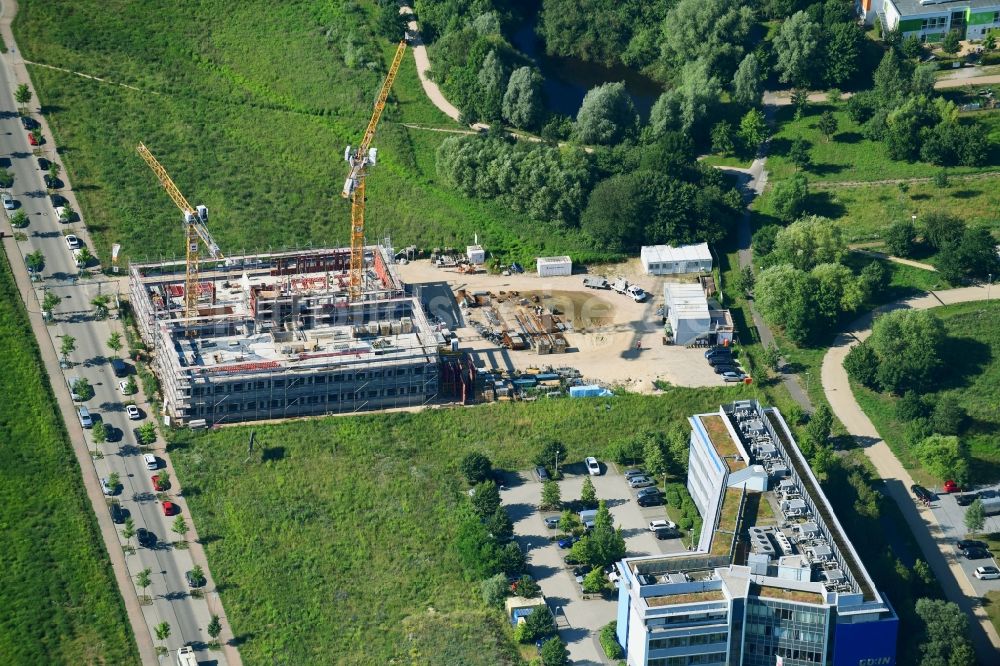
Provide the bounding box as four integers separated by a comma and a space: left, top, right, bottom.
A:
397, 259, 728, 393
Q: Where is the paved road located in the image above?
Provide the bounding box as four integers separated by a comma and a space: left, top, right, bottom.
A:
821, 285, 1000, 662
0, 0, 238, 663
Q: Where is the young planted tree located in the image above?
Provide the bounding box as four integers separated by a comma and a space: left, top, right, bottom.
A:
208, 615, 223, 642
738, 108, 769, 152
108, 472, 120, 493
107, 332, 123, 354
136, 567, 152, 603
137, 422, 157, 446
190, 564, 205, 586
540, 480, 561, 511
122, 517, 136, 545
75, 246, 93, 268
965, 499, 986, 535
172, 515, 188, 540
42, 291, 61, 318
460, 451, 492, 485
92, 422, 108, 445
471, 480, 501, 518
539, 637, 570, 666
818, 111, 838, 141
11, 210, 29, 228
30, 128, 42, 147
154, 621, 171, 642
124, 376, 138, 395
559, 509, 580, 534
942, 30, 961, 55
0, 168, 14, 189
25, 250, 44, 273
788, 138, 811, 170
580, 477, 598, 509
48, 161, 61, 181
60, 335, 76, 363
15, 83, 31, 113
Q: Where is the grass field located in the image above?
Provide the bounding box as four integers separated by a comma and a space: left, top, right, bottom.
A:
853, 300, 1000, 486
13, 1, 611, 267
168, 388, 761, 665
0, 252, 139, 665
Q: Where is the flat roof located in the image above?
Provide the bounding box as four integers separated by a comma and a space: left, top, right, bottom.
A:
647, 590, 726, 606
641, 242, 711, 263
890, 0, 1000, 17
536, 256, 571, 264
699, 414, 747, 472
664, 283, 709, 320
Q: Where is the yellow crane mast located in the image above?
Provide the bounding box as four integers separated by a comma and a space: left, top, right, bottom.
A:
137, 142, 224, 325
342, 39, 407, 301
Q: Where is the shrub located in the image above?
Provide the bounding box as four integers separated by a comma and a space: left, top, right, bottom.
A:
600, 622, 624, 660
480, 573, 508, 608
460, 452, 492, 485
844, 342, 878, 389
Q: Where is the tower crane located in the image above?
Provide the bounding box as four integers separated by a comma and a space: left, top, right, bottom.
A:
342, 39, 407, 301
137, 142, 223, 324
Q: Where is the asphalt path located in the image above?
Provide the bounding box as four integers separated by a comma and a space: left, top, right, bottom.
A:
0, 0, 237, 661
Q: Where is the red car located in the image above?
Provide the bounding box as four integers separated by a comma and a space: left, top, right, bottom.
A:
151, 474, 168, 491
27, 132, 38, 146
943, 480, 961, 493
162, 501, 178, 516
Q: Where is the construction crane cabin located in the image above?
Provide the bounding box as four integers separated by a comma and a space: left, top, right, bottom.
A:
342, 39, 407, 302
137, 141, 224, 331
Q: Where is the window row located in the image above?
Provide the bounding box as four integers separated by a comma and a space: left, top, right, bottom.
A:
649, 632, 728, 650
190, 366, 428, 396
189, 386, 425, 414
648, 652, 726, 666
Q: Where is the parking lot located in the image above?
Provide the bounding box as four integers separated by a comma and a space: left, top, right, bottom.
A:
503, 461, 687, 665
928, 489, 1000, 596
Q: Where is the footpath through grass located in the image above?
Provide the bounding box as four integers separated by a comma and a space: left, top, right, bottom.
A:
0, 252, 138, 664
852, 300, 1000, 486
13, 1, 607, 266
169, 388, 754, 665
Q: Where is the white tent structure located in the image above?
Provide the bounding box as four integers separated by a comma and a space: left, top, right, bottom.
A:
664, 283, 711, 346
641, 243, 712, 275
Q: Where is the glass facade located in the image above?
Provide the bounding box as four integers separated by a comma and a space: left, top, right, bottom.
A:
742, 599, 829, 666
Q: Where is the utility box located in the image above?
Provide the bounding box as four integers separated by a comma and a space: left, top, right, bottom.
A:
536, 256, 572, 277
466, 245, 485, 265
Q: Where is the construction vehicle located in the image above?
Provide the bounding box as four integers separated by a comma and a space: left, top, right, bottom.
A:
342, 39, 407, 301
137, 142, 223, 327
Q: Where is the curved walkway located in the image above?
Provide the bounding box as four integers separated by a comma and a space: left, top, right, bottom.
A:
399, 3, 460, 121
821, 285, 1000, 661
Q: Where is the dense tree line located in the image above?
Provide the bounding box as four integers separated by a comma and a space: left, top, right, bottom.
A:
539, 0, 668, 69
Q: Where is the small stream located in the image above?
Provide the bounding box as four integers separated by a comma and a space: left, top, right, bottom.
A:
510, 22, 663, 121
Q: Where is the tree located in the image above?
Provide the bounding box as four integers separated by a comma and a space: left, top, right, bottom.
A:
931, 394, 965, 435
190, 564, 205, 586
710, 121, 735, 155
172, 515, 188, 539
48, 160, 61, 182
576, 81, 638, 145
648, 59, 723, 138
0, 168, 13, 189
986, 33, 997, 51
499, 541, 525, 576
868, 309, 946, 394
844, 342, 879, 388
59, 335, 75, 362
486, 505, 514, 543
208, 615, 223, 641
860, 259, 889, 293
661, 0, 755, 78
884, 219, 917, 257
791, 88, 809, 119
107, 332, 123, 354
774, 11, 821, 86
643, 438, 668, 478
732, 52, 762, 108
535, 441, 568, 475
580, 477, 598, 509
937, 227, 1000, 283
476, 50, 505, 122
30, 128, 42, 146
817, 111, 838, 141
587, 501, 626, 567
517, 606, 556, 643
824, 22, 862, 87
15, 83, 31, 112
122, 516, 136, 543
559, 509, 581, 535
772, 215, 846, 269
736, 265, 756, 295
770, 173, 809, 223
738, 108, 768, 152
942, 30, 961, 55
873, 50, 909, 109
762, 344, 782, 371
460, 452, 492, 485
136, 568, 152, 601
502, 67, 544, 130
92, 422, 108, 445
788, 137, 811, 170
539, 637, 569, 666
515, 574, 541, 598
922, 211, 964, 251
471, 480, 501, 518
11, 210, 28, 228
155, 621, 171, 642
582, 567, 607, 594
108, 472, 120, 493
901, 35, 924, 60
806, 405, 833, 449
754, 264, 823, 344
375, 0, 408, 42
481, 573, 508, 608
914, 598, 977, 666
965, 499, 986, 535
541, 480, 561, 511
25, 250, 43, 274
752, 224, 781, 256
137, 422, 157, 446
75, 246, 93, 268
915, 434, 969, 484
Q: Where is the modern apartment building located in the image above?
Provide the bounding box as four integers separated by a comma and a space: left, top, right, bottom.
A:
865, 0, 1000, 42
130, 245, 474, 425
615, 401, 898, 666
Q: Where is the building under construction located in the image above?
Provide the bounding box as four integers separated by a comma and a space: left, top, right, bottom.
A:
130, 244, 475, 426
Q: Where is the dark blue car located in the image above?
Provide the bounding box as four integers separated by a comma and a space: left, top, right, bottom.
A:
558, 535, 579, 549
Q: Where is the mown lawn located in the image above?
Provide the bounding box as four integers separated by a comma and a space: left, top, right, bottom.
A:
168, 388, 756, 665
0, 253, 138, 665
13, 0, 608, 267
853, 300, 1000, 486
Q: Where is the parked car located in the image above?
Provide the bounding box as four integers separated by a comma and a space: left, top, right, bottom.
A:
126, 404, 141, 420
708, 355, 735, 367
64, 234, 81, 250
975, 566, 1000, 580
573, 564, 593, 583
956, 493, 977, 506
963, 547, 992, 560
27, 131, 38, 146
629, 475, 654, 488
648, 519, 677, 532
637, 494, 664, 507
143, 453, 158, 470
625, 285, 647, 302
162, 501, 178, 516
151, 474, 168, 491
558, 535, 579, 549
586, 456, 601, 476
43, 174, 59, 189
186, 569, 207, 588
943, 480, 961, 493
2, 193, 13, 210
20, 116, 36, 130
118, 380, 134, 395
37, 156, 49, 170
136, 528, 156, 548
100, 477, 115, 496
722, 371, 746, 382
544, 516, 560, 529
654, 527, 680, 540
958, 539, 989, 551
535, 466, 550, 482
109, 502, 127, 524
636, 487, 661, 499
704, 347, 730, 358
714, 364, 740, 375
979, 489, 998, 499
623, 469, 646, 480
911, 484, 935, 503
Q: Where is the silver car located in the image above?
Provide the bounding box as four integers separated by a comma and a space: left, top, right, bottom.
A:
629, 475, 654, 488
